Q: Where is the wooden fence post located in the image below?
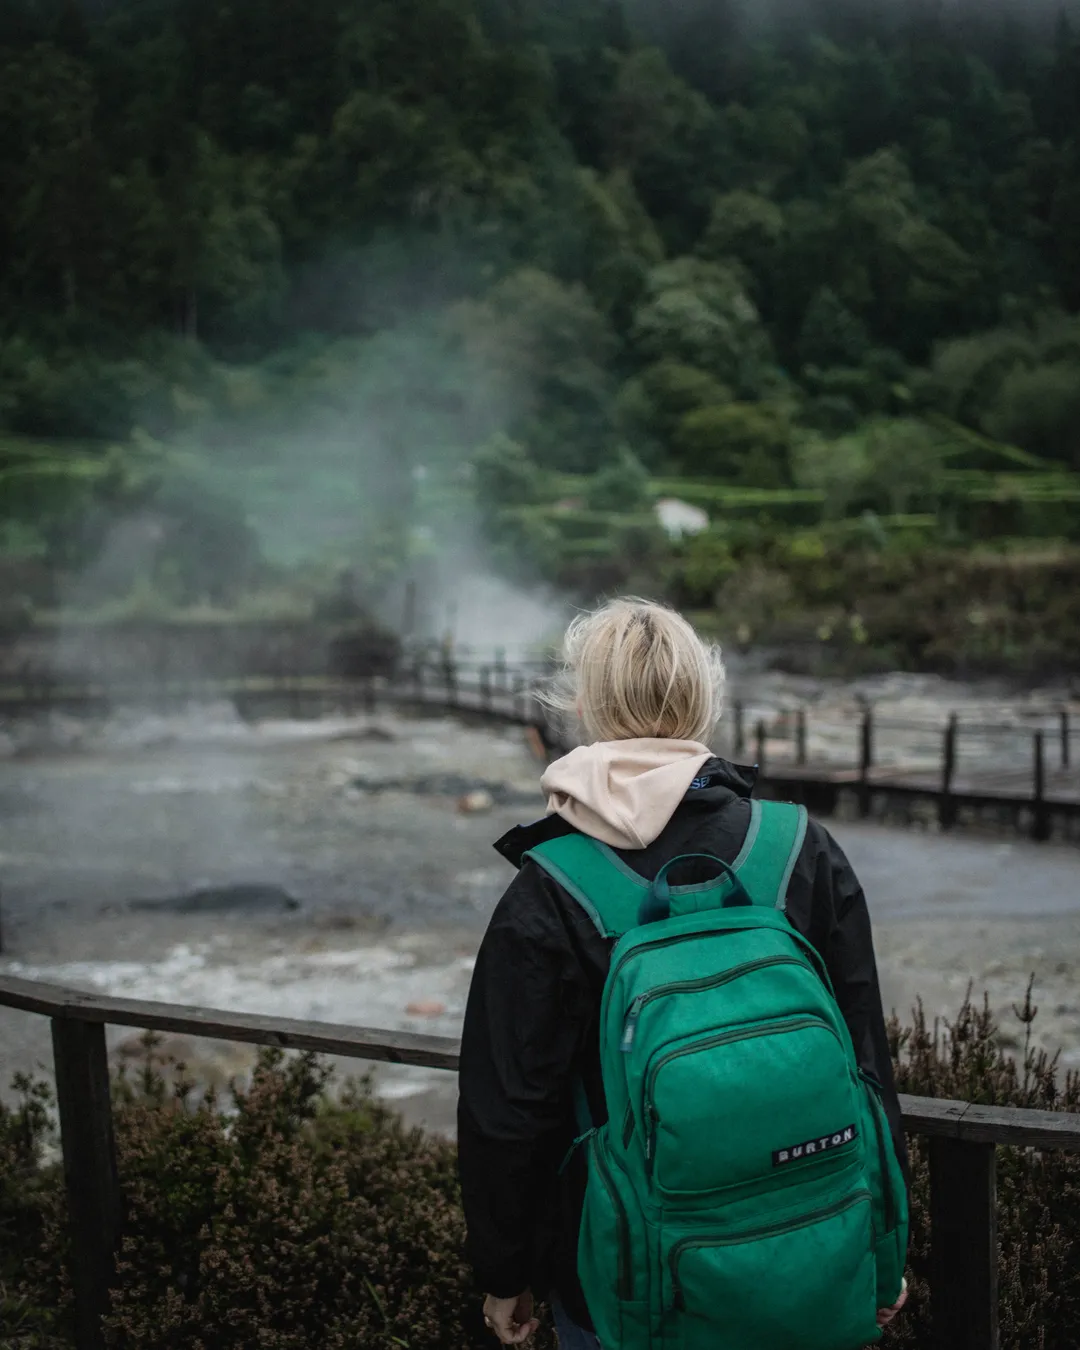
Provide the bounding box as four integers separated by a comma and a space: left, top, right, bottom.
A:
755, 719, 767, 775
940, 714, 958, 830
859, 706, 874, 819
51, 1018, 122, 1350
494, 648, 507, 688
513, 674, 526, 721
796, 707, 808, 767
929, 1138, 999, 1350
733, 701, 745, 758
1061, 709, 1070, 771
1032, 730, 1050, 842
479, 667, 492, 712
444, 657, 457, 708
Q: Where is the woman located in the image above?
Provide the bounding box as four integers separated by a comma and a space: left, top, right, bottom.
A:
458, 598, 908, 1347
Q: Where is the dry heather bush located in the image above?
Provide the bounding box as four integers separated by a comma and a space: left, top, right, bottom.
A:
883, 980, 1080, 1350
1, 990, 1078, 1350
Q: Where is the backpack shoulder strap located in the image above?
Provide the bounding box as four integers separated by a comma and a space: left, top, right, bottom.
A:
525, 799, 809, 934
733, 799, 809, 913
524, 833, 647, 939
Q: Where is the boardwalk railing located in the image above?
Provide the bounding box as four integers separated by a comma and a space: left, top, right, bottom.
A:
3, 975, 1080, 1350
7, 653, 1074, 840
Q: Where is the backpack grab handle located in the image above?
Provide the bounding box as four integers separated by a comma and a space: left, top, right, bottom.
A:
639, 853, 753, 925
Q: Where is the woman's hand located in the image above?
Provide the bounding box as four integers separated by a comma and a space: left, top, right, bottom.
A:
877, 1278, 909, 1328
483, 1290, 540, 1345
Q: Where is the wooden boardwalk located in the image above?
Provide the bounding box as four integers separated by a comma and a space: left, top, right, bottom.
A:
1, 662, 1078, 839
764, 760, 1080, 806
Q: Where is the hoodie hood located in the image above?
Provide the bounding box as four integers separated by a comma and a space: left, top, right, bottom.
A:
540, 738, 714, 850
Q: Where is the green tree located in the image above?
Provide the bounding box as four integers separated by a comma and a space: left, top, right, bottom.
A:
0, 43, 103, 317
574, 167, 664, 321
834, 149, 985, 355
631, 258, 775, 396
584, 446, 652, 511
471, 434, 542, 510
616, 360, 731, 451
927, 328, 1035, 427
984, 362, 1080, 466
674, 403, 792, 486
601, 47, 724, 250
698, 191, 785, 283
450, 268, 619, 471
797, 287, 870, 370
793, 417, 947, 517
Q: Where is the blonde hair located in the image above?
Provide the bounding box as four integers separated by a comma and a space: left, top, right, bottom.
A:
545, 597, 725, 744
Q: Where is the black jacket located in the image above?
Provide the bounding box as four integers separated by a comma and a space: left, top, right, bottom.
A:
457, 758, 907, 1330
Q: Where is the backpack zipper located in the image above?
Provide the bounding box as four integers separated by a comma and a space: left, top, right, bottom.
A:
592, 1132, 634, 1300
620, 956, 806, 1052
644, 1015, 842, 1169
860, 1071, 896, 1234
603, 923, 830, 1033
668, 1189, 871, 1311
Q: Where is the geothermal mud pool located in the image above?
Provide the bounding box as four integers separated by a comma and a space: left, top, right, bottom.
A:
1, 684, 1079, 1136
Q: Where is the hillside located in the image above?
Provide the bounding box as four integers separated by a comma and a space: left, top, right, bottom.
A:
2, 0, 1080, 669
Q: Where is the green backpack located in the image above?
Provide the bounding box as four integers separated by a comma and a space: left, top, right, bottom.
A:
526, 799, 908, 1350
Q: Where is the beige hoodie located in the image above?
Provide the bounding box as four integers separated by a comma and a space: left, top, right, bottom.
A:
540, 738, 713, 850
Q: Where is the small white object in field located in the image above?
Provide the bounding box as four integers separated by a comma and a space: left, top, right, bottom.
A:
655, 498, 709, 539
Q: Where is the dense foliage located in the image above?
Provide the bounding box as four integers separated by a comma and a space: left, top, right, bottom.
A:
2, 0, 1080, 660
2, 991, 1079, 1348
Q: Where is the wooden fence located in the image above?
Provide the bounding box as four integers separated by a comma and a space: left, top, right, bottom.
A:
3, 973, 1080, 1350
7, 650, 1074, 840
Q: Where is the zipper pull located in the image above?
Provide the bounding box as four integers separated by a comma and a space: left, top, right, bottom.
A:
621, 996, 645, 1052
558, 1126, 596, 1176
644, 1106, 659, 1172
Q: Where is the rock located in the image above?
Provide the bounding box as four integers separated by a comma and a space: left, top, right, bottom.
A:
127, 884, 301, 914
406, 1000, 447, 1018
351, 725, 396, 742
313, 909, 388, 934
351, 773, 539, 807
457, 789, 495, 814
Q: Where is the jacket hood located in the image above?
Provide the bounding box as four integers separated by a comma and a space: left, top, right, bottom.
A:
539, 738, 714, 850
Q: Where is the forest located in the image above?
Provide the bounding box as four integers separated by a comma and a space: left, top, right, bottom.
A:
3, 0, 1080, 671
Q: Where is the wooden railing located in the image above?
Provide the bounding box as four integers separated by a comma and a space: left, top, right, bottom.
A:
3, 976, 1080, 1350
3, 653, 1076, 843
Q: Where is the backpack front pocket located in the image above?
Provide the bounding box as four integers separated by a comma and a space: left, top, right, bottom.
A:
667, 1189, 878, 1350
645, 1015, 859, 1196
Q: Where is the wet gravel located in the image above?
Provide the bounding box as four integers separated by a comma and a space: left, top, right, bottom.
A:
1, 700, 1079, 1135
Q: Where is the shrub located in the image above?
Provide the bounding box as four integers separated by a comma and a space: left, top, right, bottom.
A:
666, 528, 738, 607
615, 360, 732, 450
884, 984, 1080, 1350
3, 1045, 544, 1350
674, 403, 791, 484
583, 447, 652, 512
472, 435, 542, 511
983, 362, 1080, 467
630, 257, 776, 396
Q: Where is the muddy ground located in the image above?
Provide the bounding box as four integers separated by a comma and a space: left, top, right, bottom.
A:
1, 699, 1078, 1136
